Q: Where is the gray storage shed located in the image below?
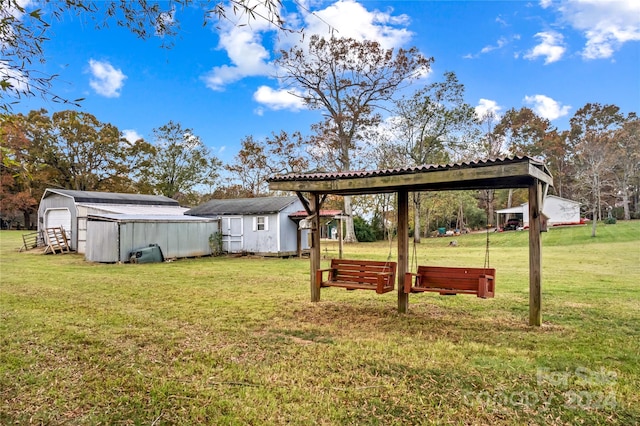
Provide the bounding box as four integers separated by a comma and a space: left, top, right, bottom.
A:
185, 196, 309, 256
38, 189, 185, 253
86, 214, 219, 263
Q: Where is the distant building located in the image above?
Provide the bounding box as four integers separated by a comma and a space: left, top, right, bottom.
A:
38, 188, 186, 253
186, 196, 311, 257
496, 195, 581, 228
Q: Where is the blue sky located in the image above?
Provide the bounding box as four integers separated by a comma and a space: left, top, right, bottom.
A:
13, 0, 640, 166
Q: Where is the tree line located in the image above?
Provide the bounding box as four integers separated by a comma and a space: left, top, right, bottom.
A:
2, 32, 638, 238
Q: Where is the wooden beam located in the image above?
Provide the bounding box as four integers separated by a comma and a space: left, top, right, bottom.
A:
528, 180, 543, 326
397, 190, 409, 313
295, 192, 312, 215
270, 162, 536, 195
310, 193, 321, 302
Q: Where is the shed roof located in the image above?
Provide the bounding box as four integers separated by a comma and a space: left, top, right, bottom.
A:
185, 196, 299, 216
268, 156, 553, 195
88, 214, 216, 223
288, 210, 343, 218
79, 203, 188, 215
44, 189, 179, 206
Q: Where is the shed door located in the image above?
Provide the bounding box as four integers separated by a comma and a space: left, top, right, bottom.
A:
221, 217, 243, 253
44, 208, 71, 236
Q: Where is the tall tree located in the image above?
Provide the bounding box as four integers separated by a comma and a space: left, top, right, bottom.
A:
474, 110, 503, 225
276, 35, 431, 242
226, 136, 270, 197
225, 131, 310, 197
146, 121, 221, 205
493, 107, 553, 213
392, 71, 475, 242
48, 110, 129, 191
0, 113, 40, 228
611, 114, 640, 220
570, 103, 624, 237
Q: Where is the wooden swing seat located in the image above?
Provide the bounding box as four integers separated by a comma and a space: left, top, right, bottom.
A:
317, 259, 397, 294
404, 265, 495, 298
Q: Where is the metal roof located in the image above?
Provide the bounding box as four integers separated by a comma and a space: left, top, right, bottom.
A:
44, 189, 179, 206
88, 214, 216, 223
185, 196, 300, 216
288, 210, 343, 218
268, 156, 553, 195
79, 203, 188, 215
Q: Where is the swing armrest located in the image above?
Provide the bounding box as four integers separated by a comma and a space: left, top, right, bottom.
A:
404, 272, 418, 293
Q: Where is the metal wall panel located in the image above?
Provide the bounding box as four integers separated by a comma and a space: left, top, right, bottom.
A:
85, 221, 119, 262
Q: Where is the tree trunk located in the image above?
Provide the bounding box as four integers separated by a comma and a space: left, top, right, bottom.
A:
622, 191, 630, 220
591, 205, 597, 237
413, 192, 421, 243
343, 195, 358, 243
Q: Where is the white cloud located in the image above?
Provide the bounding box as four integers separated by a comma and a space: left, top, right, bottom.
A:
201, 24, 274, 91
155, 9, 175, 36
475, 99, 502, 120
464, 35, 520, 59
302, 0, 413, 49
122, 129, 143, 144
253, 85, 306, 111
524, 31, 566, 64
555, 0, 640, 59
523, 94, 571, 120
87, 59, 126, 98
202, 0, 417, 91
539, 0, 553, 9
0, 60, 29, 93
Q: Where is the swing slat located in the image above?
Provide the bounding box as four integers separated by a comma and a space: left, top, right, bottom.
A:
404, 265, 495, 298
317, 259, 397, 294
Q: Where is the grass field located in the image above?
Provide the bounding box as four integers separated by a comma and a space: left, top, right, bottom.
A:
1, 222, 639, 425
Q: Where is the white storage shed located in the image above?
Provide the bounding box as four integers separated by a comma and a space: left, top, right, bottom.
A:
496, 195, 581, 228
185, 196, 310, 256
38, 189, 186, 253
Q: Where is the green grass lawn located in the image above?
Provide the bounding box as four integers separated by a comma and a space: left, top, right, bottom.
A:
1, 222, 639, 425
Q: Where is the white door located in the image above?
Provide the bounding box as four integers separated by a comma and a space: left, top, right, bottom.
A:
44, 208, 71, 235
221, 217, 243, 253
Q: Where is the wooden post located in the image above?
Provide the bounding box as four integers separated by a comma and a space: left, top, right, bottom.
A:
310, 193, 321, 302
296, 228, 302, 258
528, 180, 542, 326
397, 190, 409, 313
338, 216, 343, 259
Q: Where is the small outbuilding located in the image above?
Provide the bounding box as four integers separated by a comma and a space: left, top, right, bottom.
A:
38, 189, 186, 253
496, 195, 581, 228
185, 196, 310, 256
85, 214, 219, 263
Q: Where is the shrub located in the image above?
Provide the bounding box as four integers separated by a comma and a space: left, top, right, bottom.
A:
604, 217, 617, 224
353, 216, 377, 242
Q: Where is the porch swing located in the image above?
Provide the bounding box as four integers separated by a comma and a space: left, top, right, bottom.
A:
315, 215, 397, 295
404, 208, 496, 299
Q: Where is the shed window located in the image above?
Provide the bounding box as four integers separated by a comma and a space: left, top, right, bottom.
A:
254, 216, 268, 231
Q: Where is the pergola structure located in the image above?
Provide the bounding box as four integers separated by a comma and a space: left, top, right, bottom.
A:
268, 156, 554, 326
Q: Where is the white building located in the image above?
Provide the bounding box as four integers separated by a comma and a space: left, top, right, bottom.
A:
185, 196, 310, 256
496, 195, 581, 228
38, 189, 187, 253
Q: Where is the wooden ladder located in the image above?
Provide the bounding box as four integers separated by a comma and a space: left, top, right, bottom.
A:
44, 227, 70, 254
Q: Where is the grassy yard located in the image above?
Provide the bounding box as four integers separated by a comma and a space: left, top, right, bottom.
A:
1, 222, 639, 425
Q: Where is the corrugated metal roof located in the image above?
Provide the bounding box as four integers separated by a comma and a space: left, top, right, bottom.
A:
79, 203, 188, 215
44, 189, 179, 206
185, 196, 299, 216
268, 156, 547, 182
268, 156, 553, 195
88, 214, 216, 223
289, 210, 343, 218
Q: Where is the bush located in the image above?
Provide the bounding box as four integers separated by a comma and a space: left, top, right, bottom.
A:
353, 216, 377, 242
604, 217, 617, 224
